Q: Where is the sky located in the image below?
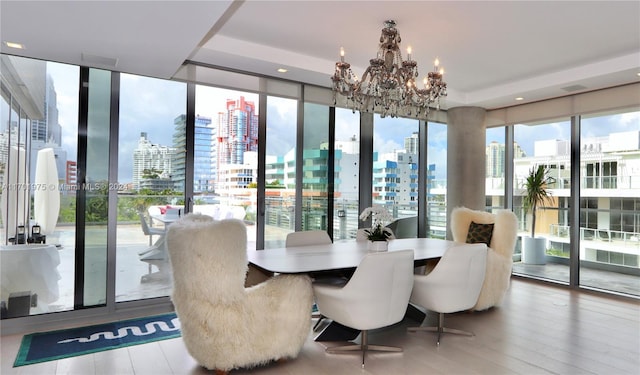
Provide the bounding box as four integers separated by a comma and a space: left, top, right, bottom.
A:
44, 61, 639, 183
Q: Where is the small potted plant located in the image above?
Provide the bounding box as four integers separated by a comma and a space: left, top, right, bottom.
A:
522, 165, 553, 264
360, 205, 394, 251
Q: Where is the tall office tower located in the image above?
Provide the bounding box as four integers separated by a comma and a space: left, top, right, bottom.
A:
172, 114, 214, 193
194, 115, 215, 193
31, 75, 62, 146
30, 74, 67, 183
486, 141, 505, 178
132, 132, 176, 190
216, 97, 258, 178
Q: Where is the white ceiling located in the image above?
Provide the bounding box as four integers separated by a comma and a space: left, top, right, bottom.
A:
2, 0, 639, 110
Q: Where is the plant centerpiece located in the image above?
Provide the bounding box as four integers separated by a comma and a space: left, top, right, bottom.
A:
522, 164, 553, 264
360, 205, 394, 251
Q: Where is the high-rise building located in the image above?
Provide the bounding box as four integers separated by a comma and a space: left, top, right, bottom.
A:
216, 97, 258, 180
404, 132, 419, 155
173, 114, 215, 193
132, 132, 176, 190
31, 75, 62, 146
194, 115, 215, 193
486, 141, 526, 178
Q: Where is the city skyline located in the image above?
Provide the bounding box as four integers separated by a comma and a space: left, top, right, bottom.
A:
39, 61, 640, 185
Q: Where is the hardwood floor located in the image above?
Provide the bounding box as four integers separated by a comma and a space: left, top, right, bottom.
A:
2, 278, 638, 374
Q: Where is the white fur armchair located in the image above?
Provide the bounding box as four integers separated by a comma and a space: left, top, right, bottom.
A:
450, 207, 518, 311
166, 214, 314, 373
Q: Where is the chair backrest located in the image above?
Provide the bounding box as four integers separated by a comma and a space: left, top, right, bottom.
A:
386, 216, 418, 239
341, 249, 415, 328
139, 212, 151, 235
422, 243, 487, 311
166, 214, 247, 304
285, 230, 332, 247
450, 206, 518, 258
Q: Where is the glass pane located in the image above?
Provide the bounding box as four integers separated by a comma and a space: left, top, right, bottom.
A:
265, 96, 297, 248
194, 87, 259, 249
116, 74, 186, 302
302, 103, 329, 232
513, 119, 571, 283
486, 127, 506, 211
1, 57, 79, 317
580, 111, 639, 296
427, 121, 447, 238
334, 108, 360, 241
84, 68, 111, 306
372, 115, 419, 236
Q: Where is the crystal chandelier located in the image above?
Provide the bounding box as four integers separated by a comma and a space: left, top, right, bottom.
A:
332, 20, 447, 119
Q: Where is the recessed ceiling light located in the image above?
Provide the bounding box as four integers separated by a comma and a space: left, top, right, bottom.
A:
277, 68, 288, 73
637, 72, 640, 77
515, 97, 524, 101
4, 41, 25, 49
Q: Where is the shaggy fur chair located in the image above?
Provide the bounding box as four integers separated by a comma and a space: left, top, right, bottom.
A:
166, 214, 314, 373
450, 207, 518, 311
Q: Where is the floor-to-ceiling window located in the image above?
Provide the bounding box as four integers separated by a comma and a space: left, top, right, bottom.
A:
2, 53, 638, 327
194, 86, 259, 249
486, 126, 507, 212
372, 115, 419, 231
513, 119, 571, 283
264, 96, 297, 248
334, 108, 360, 241
80, 67, 112, 307
302, 103, 330, 233
426, 121, 447, 238
115, 74, 186, 302
579, 110, 639, 296
1, 56, 79, 316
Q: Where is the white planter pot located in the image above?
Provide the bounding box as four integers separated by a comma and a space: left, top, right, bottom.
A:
522, 237, 547, 265
368, 240, 388, 252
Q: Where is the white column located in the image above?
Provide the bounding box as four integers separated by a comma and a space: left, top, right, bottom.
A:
446, 106, 487, 238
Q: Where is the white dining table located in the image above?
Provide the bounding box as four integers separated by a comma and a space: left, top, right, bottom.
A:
248, 237, 458, 274
1, 244, 60, 306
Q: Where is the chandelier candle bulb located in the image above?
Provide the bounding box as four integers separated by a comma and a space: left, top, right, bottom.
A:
407, 46, 412, 60
340, 47, 345, 62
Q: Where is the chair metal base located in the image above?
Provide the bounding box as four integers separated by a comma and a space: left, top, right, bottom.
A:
325, 330, 402, 368
407, 312, 474, 346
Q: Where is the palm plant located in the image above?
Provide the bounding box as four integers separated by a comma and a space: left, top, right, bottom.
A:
523, 165, 553, 238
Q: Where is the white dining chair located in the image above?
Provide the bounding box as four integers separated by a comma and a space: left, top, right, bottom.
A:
313, 249, 415, 367
408, 243, 487, 345
285, 230, 332, 247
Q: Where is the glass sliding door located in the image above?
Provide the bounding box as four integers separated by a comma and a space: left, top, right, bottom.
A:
115, 74, 186, 302
334, 108, 360, 241
579, 110, 639, 296
513, 119, 571, 283
81, 68, 112, 306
